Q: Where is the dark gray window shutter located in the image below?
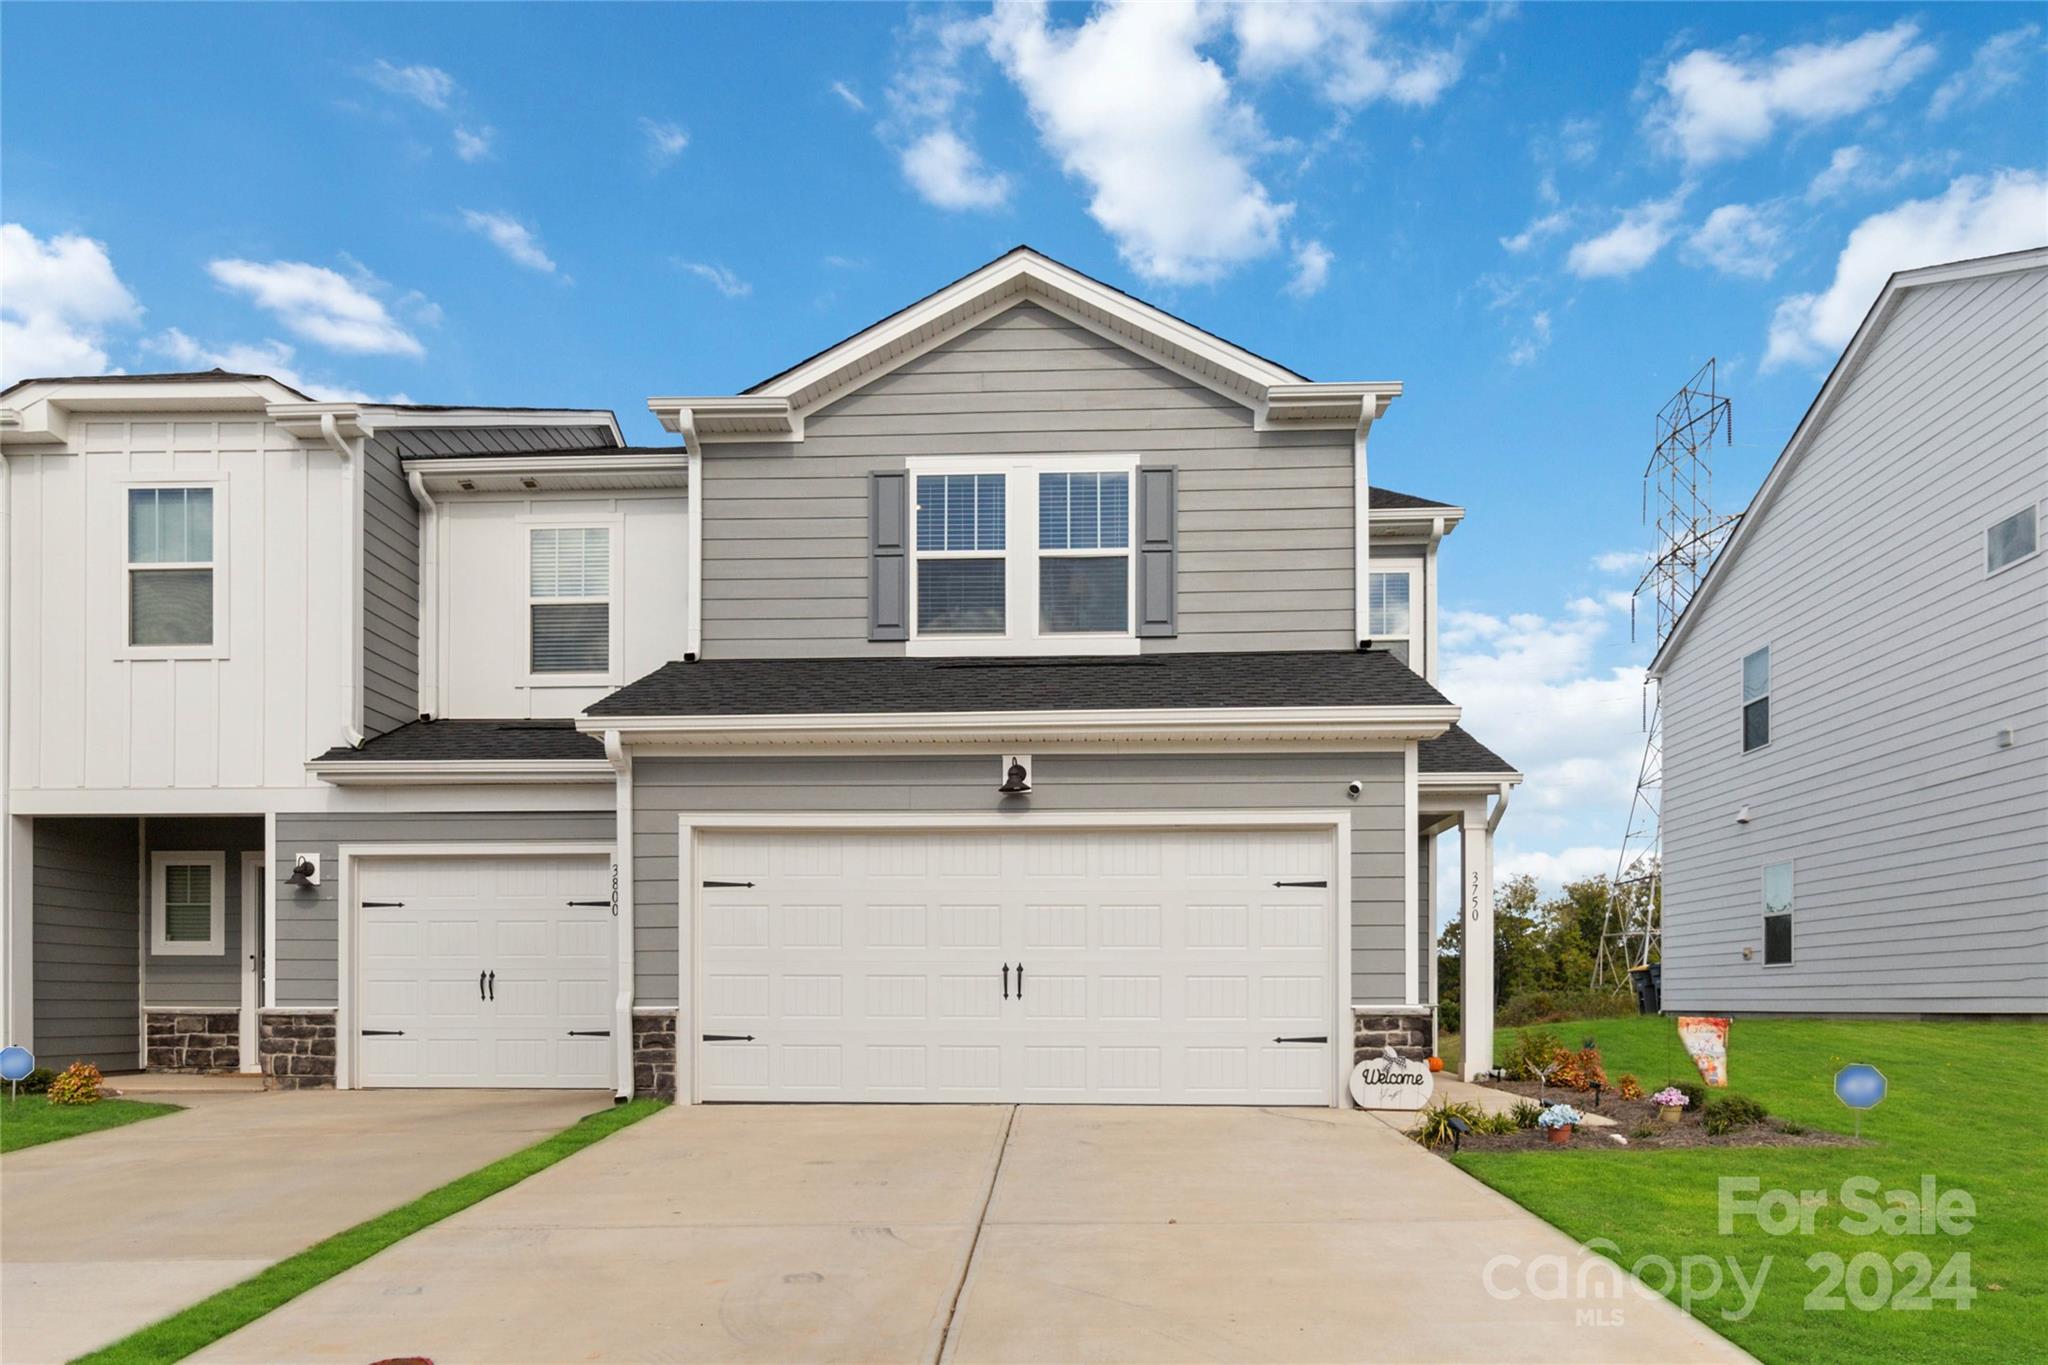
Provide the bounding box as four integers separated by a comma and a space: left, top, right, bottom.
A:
1135, 464, 1177, 638
869, 471, 910, 641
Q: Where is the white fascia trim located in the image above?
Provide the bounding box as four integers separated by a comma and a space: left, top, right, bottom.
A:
586, 705, 1460, 747
403, 452, 688, 485
1419, 770, 1526, 788
648, 396, 797, 441
1258, 383, 1401, 432
1371, 506, 1465, 536
307, 760, 616, 785
1650, 246, 2048, 677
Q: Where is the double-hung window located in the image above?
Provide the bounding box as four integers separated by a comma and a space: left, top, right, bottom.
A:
1741, 646, 1771, 752
529, 526, 611, 675
151, 851, 225, 956
1761, 862, 1794, 966
915, 473, 1007, 635
1367, 569, 1414, 665
128, 487, 216, 648
1038, 470, 1129, 634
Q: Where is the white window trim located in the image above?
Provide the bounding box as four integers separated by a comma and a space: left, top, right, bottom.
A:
118, 475, 231, 661
151, 850, 226, 956
1985, 500, 2041, 578
521, 516, 623, 687
1366, 565, 1416, 661
1741, 645, 1771, 754
1760, 860, 1794, 968
904, 453, 1140, 657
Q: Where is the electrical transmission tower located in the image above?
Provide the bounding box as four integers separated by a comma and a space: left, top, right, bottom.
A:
1595, 360, 1737, 990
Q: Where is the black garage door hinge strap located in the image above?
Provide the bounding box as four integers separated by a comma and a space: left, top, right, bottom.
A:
362, 900, 405, 908
566, 900, 611, 906
701, 880, 755, 888
567, 1030, 611, 1037
1273, 1035, 1328, 1044
361, 1029, 405, 1036
1273, 880, 1328, 888
701, 1033, 756, 1042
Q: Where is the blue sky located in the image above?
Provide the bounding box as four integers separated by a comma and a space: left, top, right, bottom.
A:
6, 3, 2044, 923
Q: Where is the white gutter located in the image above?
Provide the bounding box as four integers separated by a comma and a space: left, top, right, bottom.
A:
605, 729, 635, 1101
307, 759, 614, 786
317, 413, 366, 748
406, 469, 440, 719
1488, 780, 1513, 834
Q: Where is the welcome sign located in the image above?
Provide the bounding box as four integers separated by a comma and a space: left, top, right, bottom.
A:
1350, 1055, 1435, 1110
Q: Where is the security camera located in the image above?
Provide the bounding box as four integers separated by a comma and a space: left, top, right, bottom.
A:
1346, 780, 1364, 799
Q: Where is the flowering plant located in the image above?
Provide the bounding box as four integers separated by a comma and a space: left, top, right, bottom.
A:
1536, 1103, 1583, 1130
46, 1061, 103, 1106
1650, 1087, 1691, 1109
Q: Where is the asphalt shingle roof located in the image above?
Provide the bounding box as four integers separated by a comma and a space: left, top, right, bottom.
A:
587, 649, 1453, 718
315, 719, 603, 764
1367, 487, 1454, 510
1416, 723, 1517, 775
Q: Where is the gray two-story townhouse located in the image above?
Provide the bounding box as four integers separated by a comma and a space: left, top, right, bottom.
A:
1653, 248, 2047, 1017
3, 247, 1518, 1106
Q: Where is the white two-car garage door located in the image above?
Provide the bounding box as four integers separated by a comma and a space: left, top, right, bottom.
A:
356, 854, 614, 1089
696, 827, 1338, 1104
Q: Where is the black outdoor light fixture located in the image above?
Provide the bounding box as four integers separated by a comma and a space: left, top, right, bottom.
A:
1447, 1114, 1472, 1154
998, 754, 1033, 794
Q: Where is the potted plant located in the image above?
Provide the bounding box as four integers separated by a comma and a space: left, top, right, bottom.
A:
1538, 1103, 1583, 1143
1650, 1086, 1690, 1125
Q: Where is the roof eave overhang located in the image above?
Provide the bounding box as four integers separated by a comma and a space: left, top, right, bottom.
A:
2, 377, 306, 450
1418, 770, 1524, 788
308, 759, 615, 786
581, 704, 1462, 749
270, 402, 625, 447
1371, 505, 1466, 536
404, 451, 690, 494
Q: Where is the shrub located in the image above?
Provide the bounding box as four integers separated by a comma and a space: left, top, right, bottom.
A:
1506, 1028, 1564, 1081
1551, 1043, 1607, 1092
1617, 1073, 1644, 1101
1497, 989, 1638, 1027
1508, 1099, 1544, 1129
1661, 1079, 1708, 1111
1702, 1092, 1768, 1136
1778, 1122, 1808, 1136
16, 1066, 57, 1095
1476, 1111, 1521, 1136
46, 1061, 103, 1106
1413, 1099, 1486, 1149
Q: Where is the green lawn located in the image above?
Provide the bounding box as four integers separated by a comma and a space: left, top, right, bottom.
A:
80, 1097, 664, 1365
1455, 1016, 2047, 1364
0, 1096, 182, 1153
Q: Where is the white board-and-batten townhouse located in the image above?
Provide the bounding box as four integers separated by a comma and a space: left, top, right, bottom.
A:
2, 247, 1518, 1104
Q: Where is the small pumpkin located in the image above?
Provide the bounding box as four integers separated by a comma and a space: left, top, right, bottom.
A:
1426, 1056, 1444, 1072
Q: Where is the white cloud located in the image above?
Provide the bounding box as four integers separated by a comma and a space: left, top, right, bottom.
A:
1764, 169, 2048, 369
207, 258, 423, 357
363, 59, 457, 111
987, 0, 1289, 283
1592, 549, 1649, 574
1805, 145, 1871, 202
900, 129, 1013, 211
1683, 202, 1786, 279
459, 210, 558, 274
675, 260, 751, 298
0, 223, 142, 384
1652, 21, 1937, 165
1506, 310, 1551, 367
1501, 209, 1570, 254
1929, 25, 2041, 119
1557, 116, 1600, 164
641, 118, 689, 166
1566, 192, 1687, 279
1230, 1, 1471, 108
143, 328, 406, 404
1284, 239, 1332, 298
452, 125, 494, 162
829, 80, 867, 112
1494, 844, 1625, 890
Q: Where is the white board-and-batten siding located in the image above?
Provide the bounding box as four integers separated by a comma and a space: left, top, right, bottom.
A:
699, 303, 1360, 657
1660, 266, 2048, 1015
7, 418, 349, 793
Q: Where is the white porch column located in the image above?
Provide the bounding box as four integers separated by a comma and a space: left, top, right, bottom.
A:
1460, 802, 1495, 1081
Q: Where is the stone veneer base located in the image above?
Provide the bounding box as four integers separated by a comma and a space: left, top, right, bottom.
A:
259, 1009, 338, 1089
632, 1010, 677, 1100
146, 1009, 240, 1073
1353, 1008, 1435, 1065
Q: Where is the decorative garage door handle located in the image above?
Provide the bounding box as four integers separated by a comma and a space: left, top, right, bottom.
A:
702, 880, 755, 888
1273, 1035, 1328, 1044
479, 970, 487, 1001
702, 1033, 756, 1042
488, 970, 495, 1001
566, 900, 611, 907
1016, 962, 1024, 998
1002, 963, 1009, 999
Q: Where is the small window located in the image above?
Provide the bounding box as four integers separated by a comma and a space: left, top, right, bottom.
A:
1368, 570, 1414, 665
1761, 862, 1794, 966
128, 487, 215, 646
530, 527, 610, 674
1742, 646, 1771, 752
151, 851, 225, 956
1987, 504, 2038, 575
915, 473, 1006, 635
1038, 471, 1129, 634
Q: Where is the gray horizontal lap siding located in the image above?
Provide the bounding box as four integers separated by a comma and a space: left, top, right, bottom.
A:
271, 811, 617, 1007
361, 438, 422, 736
701, 304, 1355, 657
32, 818, 141, 1071
1660, 266, 2048, 1015
144, 817, 262, 1009
629, 751, 1408, 1007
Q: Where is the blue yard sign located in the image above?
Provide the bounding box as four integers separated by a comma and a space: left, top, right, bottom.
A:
0, 1045, 34, 1102
1835, 1063, 1887, 1137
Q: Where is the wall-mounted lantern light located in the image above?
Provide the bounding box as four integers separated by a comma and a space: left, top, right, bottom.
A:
998, 754, 1033, 794
285, 853, 321, 887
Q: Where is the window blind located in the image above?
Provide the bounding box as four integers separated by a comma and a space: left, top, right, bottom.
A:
162, 863, 213, 943
531, 602, 610, 673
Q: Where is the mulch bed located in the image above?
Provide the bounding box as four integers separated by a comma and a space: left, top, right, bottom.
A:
1428, 1077, 1865, 1155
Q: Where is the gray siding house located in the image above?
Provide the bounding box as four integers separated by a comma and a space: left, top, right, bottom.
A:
1653, 249, 2048, 1017
3, 247, 1518, 1102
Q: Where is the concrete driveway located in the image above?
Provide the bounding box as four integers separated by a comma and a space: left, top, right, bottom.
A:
199, 1103, 1747, 1365
0, 1089, 604, 1364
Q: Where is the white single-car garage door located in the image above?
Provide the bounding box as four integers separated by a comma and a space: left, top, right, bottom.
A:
696, 827, 1338, 1104
357, 853, 614, 1089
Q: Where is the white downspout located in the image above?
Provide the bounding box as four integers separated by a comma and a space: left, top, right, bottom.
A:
0, 451, 14, 1045
317, 414, 366, 748
677, 409, 702, 662
406, 469, 440, 720
605, 729, 635, 1101
1352, 409, 1373, 650
1424, 515, 1445, 683
1488, 779, 1512, 835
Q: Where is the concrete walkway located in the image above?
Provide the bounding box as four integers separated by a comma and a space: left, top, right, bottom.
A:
199, 1104, 1747, 1364
0, 1088, 604, 1364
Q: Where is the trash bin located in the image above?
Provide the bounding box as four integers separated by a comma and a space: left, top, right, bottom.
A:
1629, 963, 1663, 1015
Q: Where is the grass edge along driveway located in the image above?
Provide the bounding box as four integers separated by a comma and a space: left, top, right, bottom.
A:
78, 1097, 666, 1365
0, 1097, 183, 1154
1454, 1017, 2046, 1365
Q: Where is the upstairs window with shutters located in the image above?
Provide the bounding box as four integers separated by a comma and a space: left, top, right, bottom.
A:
1038, 470, 1130, 634
914, 473, 1007, 635
529, 526, 612, 676
151, 851, 225, 955
127, 486, 218, 650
